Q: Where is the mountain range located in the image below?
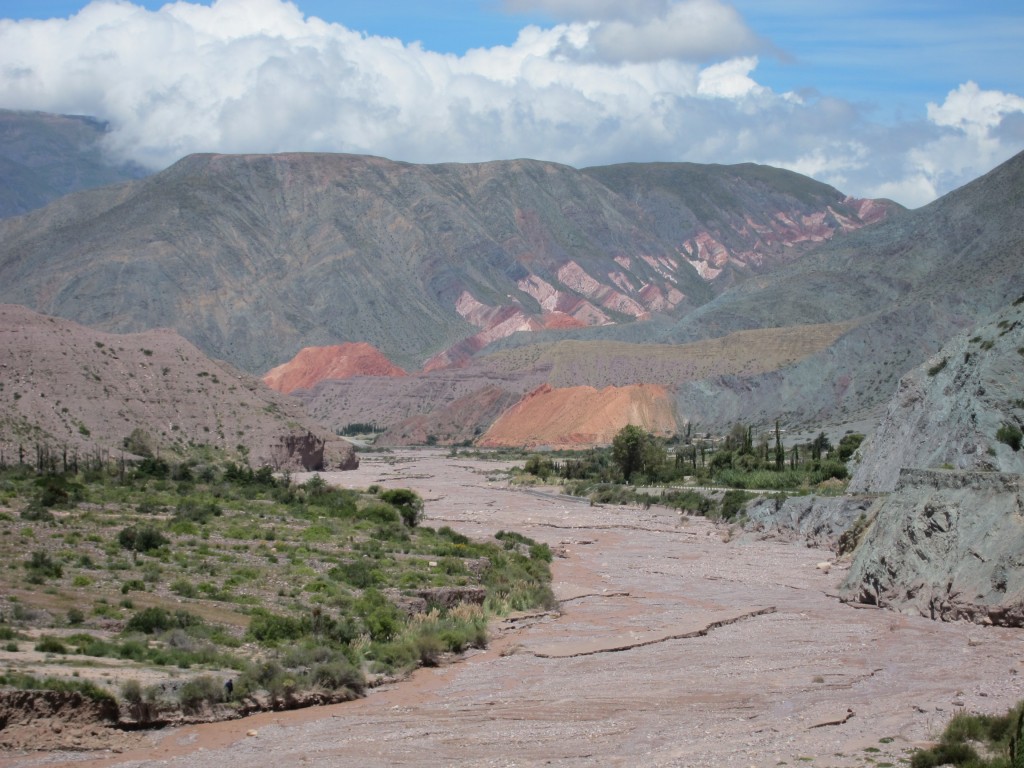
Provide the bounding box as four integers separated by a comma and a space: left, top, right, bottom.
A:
0, 109, 145, 219
1, 108, 1023, 447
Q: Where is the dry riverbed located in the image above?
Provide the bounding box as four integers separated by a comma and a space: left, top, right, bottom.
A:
4, 450, 1023, 767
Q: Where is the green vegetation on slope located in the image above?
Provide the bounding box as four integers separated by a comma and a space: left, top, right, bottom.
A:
910, 702, 1024, 768
0, 449, 553, 720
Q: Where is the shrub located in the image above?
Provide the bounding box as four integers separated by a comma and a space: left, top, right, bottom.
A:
120, 679, 144, 709
31, 475, 84, 509
310, 659, 364, 693
175, 499, 221, 524
246, 609, 309, 643
718, 490, 754, 522
125, 606, 202, 634
134, 457, 170, 478
659, 489, 712, 515
178, 675, 224, 713
330, 560, 380, 589
171, 579, 199, 598
118, 525, 169, 553
909, 704, 1021, 768
360, 502, 400, 525
35, 636, 68, 654
24, 551, 62, 581
380, 489, 424, 527
997, 423, 1023, 451
0, 672, 114, 703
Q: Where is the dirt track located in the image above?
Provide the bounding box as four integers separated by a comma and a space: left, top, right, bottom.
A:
7, 450, 1024, 768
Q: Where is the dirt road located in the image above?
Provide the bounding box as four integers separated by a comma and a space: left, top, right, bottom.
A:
8, 450, 1023, 767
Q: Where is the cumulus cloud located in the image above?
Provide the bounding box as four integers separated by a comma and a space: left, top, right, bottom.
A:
503, 0, 670, 23
0, 0, 1021, 208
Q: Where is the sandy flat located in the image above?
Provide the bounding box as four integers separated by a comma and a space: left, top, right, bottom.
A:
10, 450, 1024, 768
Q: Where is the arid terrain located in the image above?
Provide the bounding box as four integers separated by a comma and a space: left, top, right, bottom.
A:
5, 450, 1022, 768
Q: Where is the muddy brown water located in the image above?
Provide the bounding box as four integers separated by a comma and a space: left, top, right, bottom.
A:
6, 450, 1024, 767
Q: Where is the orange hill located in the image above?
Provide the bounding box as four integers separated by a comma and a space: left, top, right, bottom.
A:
478, 383, 677, 449
263, 343, 407, 394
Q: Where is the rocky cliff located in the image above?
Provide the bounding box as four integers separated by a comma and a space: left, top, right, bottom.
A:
841, 469, 1024, 626
848, 299, 1024, 493
837, 299, 1024, 625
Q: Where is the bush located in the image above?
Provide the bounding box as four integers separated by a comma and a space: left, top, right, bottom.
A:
997, 423, 1023, 451
170, 579, 199, 598
359, 502, 400, 525
31, 475, 84, 509
125, 606, 202, 634
178, 675, 223, 713
910, 741, 979, 768
718, 490, 754, 522
330, 560, 380, 589
661, 489, 714, 515
246, 609, 309, 644
24, 551, 62, 581
35, 636, 68, 654
118, 525, 169, 553
909, 705, 1021, 768
0, 672, 114, 703
174, 499, 221, 524
120, 678, 143, 704
379, 489, 424, 527
310, 659, 364, 693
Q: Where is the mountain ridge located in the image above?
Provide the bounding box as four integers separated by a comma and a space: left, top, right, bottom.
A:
0, 150, 898, 375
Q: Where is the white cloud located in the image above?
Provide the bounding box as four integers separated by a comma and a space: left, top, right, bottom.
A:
588, 0, 761, 63
860, 83, 1024, 207
927, 81, 1024, 135
0, 0, 1021, 208
503, 0, 670, 23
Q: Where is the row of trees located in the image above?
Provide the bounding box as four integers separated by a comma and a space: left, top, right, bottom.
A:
523, 423, 863, 490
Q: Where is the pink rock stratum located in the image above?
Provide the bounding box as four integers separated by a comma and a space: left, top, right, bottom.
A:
17, 451, 1024, 768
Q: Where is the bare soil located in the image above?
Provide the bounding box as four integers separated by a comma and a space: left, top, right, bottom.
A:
479, 383, 677, 448
5, 450, 1023, 767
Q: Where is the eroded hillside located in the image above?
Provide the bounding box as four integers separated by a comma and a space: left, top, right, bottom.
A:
840, 299, 1024, 625
0, 305, 355, 470
262, 343, 407, 394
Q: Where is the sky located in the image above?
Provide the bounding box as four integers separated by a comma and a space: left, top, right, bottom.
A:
1, 1, 1023, 208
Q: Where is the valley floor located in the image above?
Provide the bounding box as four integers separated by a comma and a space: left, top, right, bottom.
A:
5, 450, 1023, 768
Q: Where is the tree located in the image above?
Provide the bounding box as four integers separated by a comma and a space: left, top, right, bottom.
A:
811, 431, 831, 461
611, 425, 665, 483
774, 421, 785, 471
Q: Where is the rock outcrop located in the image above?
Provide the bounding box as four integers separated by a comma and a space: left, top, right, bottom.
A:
848, 299, 1024, 493
839, 300, 1024, 624
745, 495, 873, 548
269, 431, 358, 472
841, 469, 1024, 626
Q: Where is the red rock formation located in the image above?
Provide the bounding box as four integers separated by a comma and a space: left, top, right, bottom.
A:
263, 343, 407, 394
478, 383, 677, 449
